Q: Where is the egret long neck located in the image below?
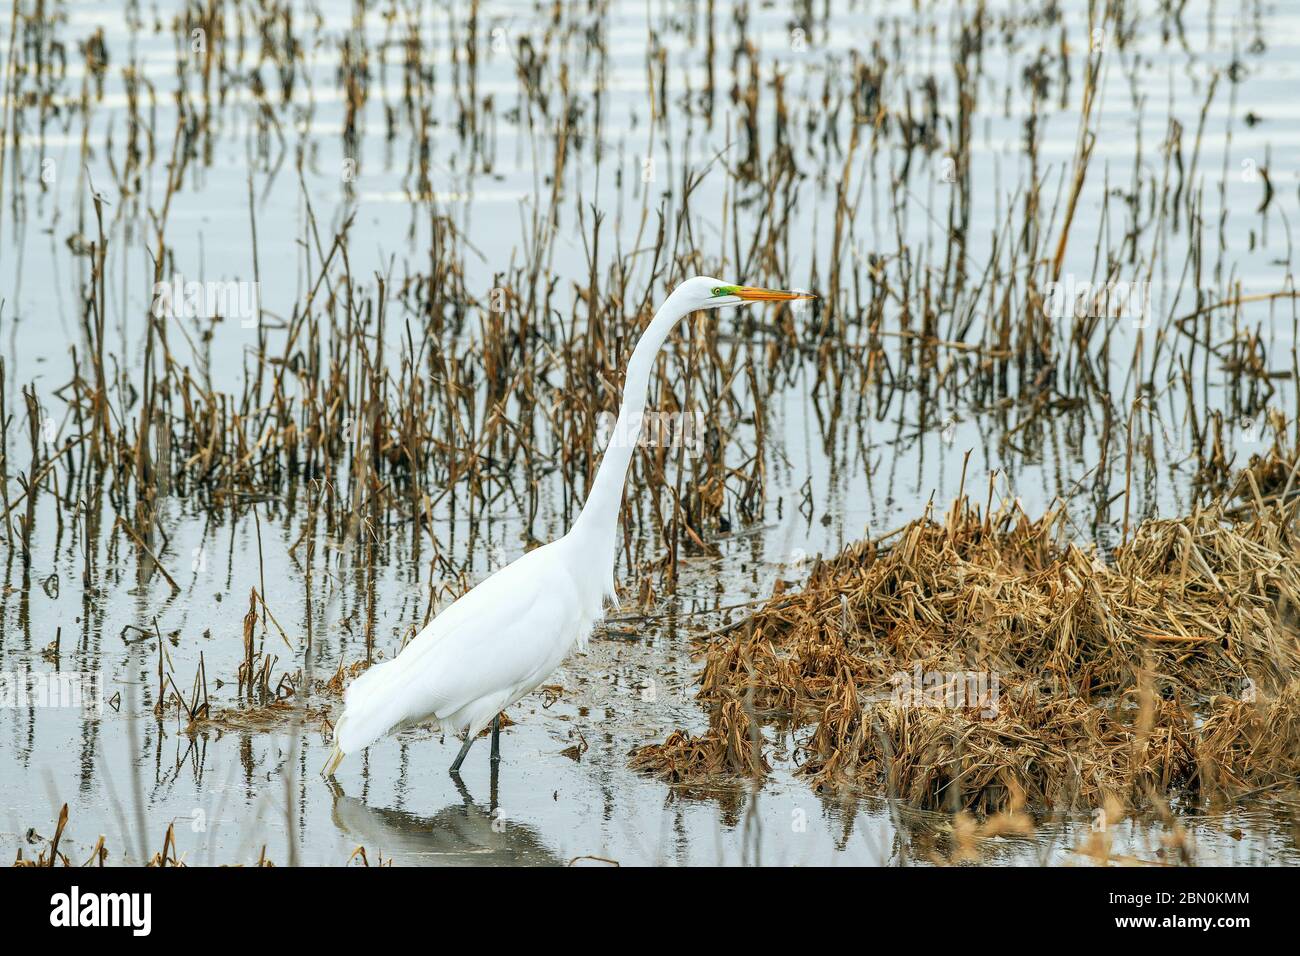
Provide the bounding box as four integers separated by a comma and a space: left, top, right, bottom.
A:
569, 297, 689, 572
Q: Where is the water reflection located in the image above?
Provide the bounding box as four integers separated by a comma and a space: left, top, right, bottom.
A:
326, 770, 561, 867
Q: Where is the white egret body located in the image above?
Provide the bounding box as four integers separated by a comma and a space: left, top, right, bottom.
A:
323, 276, 813, 776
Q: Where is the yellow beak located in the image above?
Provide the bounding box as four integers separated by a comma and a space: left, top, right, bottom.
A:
733, 286, 817, 302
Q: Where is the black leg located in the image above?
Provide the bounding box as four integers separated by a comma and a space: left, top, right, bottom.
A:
449, 733, 475, 774
490, 714, 502, 764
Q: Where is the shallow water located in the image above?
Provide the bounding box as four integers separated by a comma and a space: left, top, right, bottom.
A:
3, 0, 1299, 865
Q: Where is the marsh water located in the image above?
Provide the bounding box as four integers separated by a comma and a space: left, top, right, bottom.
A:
2, 0, 1300, 865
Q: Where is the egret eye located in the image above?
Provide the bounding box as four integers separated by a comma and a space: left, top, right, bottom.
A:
712, 287, 726, 296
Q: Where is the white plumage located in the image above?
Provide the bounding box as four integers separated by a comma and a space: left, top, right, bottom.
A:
332, 540, 601, 758
323, 276, 813, 776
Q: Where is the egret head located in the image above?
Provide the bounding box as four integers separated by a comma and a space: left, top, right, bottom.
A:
670, 275, 816, 313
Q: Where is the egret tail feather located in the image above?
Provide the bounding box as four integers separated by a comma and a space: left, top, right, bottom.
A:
334, 657, 415, 755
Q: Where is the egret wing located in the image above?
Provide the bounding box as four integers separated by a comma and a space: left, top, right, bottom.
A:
336, 548, 581, 753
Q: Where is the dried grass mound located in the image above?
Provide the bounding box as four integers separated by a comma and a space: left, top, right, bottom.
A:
632, 471, 1300, 813
628, 698, 770, 783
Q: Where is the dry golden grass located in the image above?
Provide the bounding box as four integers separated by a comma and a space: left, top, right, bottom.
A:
633, 451, 1300, 814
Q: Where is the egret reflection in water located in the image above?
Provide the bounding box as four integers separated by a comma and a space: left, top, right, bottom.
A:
326, 770, 561, 867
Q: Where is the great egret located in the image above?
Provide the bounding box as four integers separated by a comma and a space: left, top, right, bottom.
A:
322, 276, 814, 777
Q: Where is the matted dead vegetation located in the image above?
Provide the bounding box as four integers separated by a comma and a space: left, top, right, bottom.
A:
633, 451, 1300, 814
